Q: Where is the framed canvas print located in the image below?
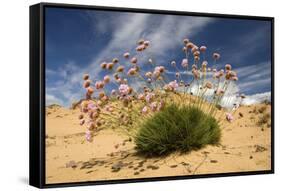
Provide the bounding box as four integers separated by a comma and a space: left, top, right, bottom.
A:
29, 2, 274, 188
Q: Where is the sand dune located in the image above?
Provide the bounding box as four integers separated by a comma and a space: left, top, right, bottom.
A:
45, 104, 271, 184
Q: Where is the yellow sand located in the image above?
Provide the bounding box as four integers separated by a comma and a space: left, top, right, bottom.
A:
45, 104, 271, 184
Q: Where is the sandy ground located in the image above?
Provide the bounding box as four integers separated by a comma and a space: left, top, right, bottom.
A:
45, 104, 271, 184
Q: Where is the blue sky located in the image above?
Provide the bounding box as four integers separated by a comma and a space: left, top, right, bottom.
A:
45, 7, 272, 107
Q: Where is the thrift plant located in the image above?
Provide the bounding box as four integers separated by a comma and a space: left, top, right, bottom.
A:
77, 38, 245, 155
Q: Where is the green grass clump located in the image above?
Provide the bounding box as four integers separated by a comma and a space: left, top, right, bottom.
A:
134, 104, 221, 156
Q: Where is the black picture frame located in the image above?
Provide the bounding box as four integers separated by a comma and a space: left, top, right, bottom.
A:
29, 2, 275, 189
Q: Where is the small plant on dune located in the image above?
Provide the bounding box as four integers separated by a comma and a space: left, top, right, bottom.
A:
257, 112, 271, 127
258, 105, 267, 114
77, 37, 244, 155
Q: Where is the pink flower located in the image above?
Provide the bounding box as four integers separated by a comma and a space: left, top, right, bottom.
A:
87, 87, 94, 95
225, 64, 232, 71
213, 53, 220, 60
136, 44, 146, 51
163, 84, 170, 91
100, 62, 107, 69
138, 94, 145, 100
116, 66, 124, 72
192, 69, 200, 79
158, 100, 165, 111
214, 72, 221, 79
145, 93, 155, 103
183, 38, 189, 44
204, 81, 213, 89
193, 51, 200, 56
83, 74, 90, 80
144, 40, 150, 47
101, 95, 109, 101
78, 114, 84, 120
191, 46, 199, 53
200, 46, 207, 52
226, 113, 234, 122
186, 42, 194, 49
116, 78, 122, 84
119, 84, 130, 95
97, 100, 102, 106
111, 89, 117, 96
138, 39, 145, 45
86, 129, 92, 135
123, 52, 130, 58
79, 119, 85, 126
153, 70, 161, 78
142, 106, 149, 114
225, 70, 237, 80
216, 89, 225, 95
202, 61, 208, 68
150, 102, 158, 112
168, 80, 179, 91
130, 57, 137, 64
83, 80, 91, 88
194, 56, 200, 62
90, 111, 99, 119
232, 76, 238, 81
95, 81, 104, 89
105, 105, 113, 112
123, 95, 132, 102
181, 58, 188, 68
145, 72, 153, 78
106, 62, 114, 70
87, 102, 96, 110
127, 68, 137, 76
86, 120, 95, 130
103, 75, 110, 84
192, 64, 197, 70
112, 58, 119, 64
81, 106, 88, 113
154, 66, 165, 73
85, 130, 93, 142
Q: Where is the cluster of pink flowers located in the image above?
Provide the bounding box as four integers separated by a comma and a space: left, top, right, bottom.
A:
135, 39, 150, 51
79, 38, 245, 142
164, 80, 179, 91
119, 84, 130, 96
153, 66, 165, 79
78, 99, 105, 142
144, 92, 153, 103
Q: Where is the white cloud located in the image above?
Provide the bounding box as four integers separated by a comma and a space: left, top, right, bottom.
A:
147, 16, 212, 59
239, 78, 271, 91
242, 91, 271, 105
235, 61, 270, 79
233, 61, 271, 92
46, 93, 64, 106
86, 12, 213, 77
46, 60, 85, 107
46, 12, 214, 107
